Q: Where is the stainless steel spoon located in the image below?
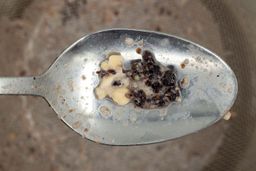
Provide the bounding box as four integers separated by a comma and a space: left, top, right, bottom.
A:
0, 29, 238, 145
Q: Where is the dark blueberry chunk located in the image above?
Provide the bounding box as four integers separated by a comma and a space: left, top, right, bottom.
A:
167, 65, 175, 72
165, 87, 176, 94
161, 70, 176, 86
112, 80, 121, 86
161, 78, 175, 87
148, 74, 155, 80
134, 98, 143, 106
137, 90, 146, 99
153, 65, 161, 75
146, 64, 160, 75
131, 59, 143, 71
142, 50, 155, 63
167, 94, 176, 101
151, 95, 161, 105
143, 69, 149, 76
158, 99, 165, 106
133, 89, 146, 99
165, 88, 177, 101
152, 95, 160, 100
145, 80, 152, 86
151, 81, 162, 93
96, 70, 109, 78
131, 59, 142, 65
148, 67, 155, 74
163, 70, 176, 80
134, 98, 143, 107
133, 90, 146, 107
146, 98, 152, 102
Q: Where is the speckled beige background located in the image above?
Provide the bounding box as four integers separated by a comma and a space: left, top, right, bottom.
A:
0, 0, 255, 171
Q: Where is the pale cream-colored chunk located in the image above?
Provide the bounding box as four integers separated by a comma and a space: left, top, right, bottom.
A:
108, 55, 123, 68
111, 87, 130, 105
95, 54, 131, 105
100, 61, 109, 70
95, 88, 107, 99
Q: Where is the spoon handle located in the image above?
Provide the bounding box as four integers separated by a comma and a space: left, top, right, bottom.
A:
0, 77, 41, 95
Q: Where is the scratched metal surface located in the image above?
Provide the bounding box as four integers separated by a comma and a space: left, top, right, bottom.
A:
32, 29, 236, 145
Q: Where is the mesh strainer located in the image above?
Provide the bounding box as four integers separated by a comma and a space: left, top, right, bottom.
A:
0, 0, 255, 171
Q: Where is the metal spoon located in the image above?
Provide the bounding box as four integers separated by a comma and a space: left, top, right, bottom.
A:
0, 29, 238, 145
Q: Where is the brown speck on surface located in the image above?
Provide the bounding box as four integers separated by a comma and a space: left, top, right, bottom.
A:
69, 109, 75, 113
28, 146, 36, 154
155, 26, 161, 31
19, 69, 27, 76
113, 9, 119, 16
84, 128, 89, 133
181, 59, 189, 69
81, 75, 86, 80
61, 98, 66, 104
136, 47, 142, 54
180, 63, 186, 69
125, 93, 133, 98
166, 10, 172, 16
159, 7, 165, 15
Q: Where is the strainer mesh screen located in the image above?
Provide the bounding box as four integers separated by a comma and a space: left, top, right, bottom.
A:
0, 0, 256, 171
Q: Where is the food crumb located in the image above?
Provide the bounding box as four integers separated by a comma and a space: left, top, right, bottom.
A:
180, 59, 189, 69
125, 37, 134, 46
81, 75, 86, 80
69, 109, 75, 113
223, 111, 232, 120
180, 76, 190, 88
99, 106, 112, 118
180, 63, 186, 69
136, 47, 142, 54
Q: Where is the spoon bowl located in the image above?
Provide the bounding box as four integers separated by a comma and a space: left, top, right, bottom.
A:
0, 29, 238, 145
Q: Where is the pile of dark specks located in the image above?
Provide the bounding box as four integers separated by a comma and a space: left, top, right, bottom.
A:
125, 50, 181, 109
